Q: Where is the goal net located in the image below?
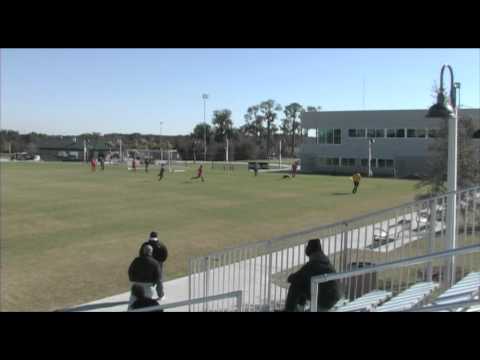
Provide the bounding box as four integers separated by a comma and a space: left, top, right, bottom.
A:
125, 149, 186, 172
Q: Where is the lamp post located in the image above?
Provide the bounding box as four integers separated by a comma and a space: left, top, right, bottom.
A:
368, 138, 375, 177
202, 94, 209, 162
160, 121, 164, 161
454, 82, 461, 109
426, 64, 458, 287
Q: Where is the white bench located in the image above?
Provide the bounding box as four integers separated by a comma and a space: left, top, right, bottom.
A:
375, 282, 439, 312
335, 290, 392, 312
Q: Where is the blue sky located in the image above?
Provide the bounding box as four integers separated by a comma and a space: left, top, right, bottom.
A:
1, 48, 479, 135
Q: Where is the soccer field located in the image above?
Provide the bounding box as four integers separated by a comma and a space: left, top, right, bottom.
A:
1, 162, 422, 311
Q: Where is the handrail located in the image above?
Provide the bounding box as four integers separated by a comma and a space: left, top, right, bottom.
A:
190, 186, 480, 260
404, 298, 480, 312
130, 290, 243, 312
310, 244, 480, 312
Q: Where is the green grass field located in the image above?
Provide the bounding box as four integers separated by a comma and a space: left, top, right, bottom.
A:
0, 161, 422, 311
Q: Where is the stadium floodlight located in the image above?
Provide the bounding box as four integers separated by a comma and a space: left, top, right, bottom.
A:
426, 64, 458, 287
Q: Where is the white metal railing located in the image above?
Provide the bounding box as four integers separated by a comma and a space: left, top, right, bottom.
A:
310, 244, 480, 312
130, 290, 242, 312
404, 298, 480, 312
189, 186, 480, 311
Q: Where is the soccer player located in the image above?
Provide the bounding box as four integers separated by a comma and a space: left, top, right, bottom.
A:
132, 158, 137, 172
291, 161, 298, 178
253, 162, 258, 176
145, 158, 150, 173
90, 157, 97, 172
352, 172, 362, 194
191, 164, 205, 182
99, 156, 105, 171
158, 164, 165, 181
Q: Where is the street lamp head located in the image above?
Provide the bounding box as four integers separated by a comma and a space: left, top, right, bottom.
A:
426, 64, 456, 118
202, 94, 209, 99
426, 91, 455, 118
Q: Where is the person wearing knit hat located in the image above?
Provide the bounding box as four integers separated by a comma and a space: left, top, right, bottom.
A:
139, 231, 168, 298
283, 238, 341, 312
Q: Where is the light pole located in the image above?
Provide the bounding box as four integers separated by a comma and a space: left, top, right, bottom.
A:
426, 64, 458, 287
368, 138, 375, 177
454, 82, 461, 109
202, 94, 209, 162
160, 121, 164, 161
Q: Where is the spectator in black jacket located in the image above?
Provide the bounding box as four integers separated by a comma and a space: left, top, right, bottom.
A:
128, 284, 162, 311
140, 231, 168, 277
128, 245, 164, 309
283, 239, 341, 312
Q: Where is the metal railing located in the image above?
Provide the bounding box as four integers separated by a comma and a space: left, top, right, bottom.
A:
310, 244, 480, 312
188, 186, 480, 312
130, 290, 243, 312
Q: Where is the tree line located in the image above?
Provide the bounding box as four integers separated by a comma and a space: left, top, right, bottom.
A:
1, 100, 320, 161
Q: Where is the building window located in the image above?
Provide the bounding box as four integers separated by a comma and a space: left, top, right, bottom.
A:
341, 158, 356, 167
416, 129, 426, 138
367, 129, 375, 138
371, 159, 377, 168
318, 129, 327, 144
326, 129, 334, 144
378, 159, 386, 168
428, 129, 438, 138
386, 160, 394, 168
361, 159, 368, 167
334, 129, 341, 144
375, 129, 385, 138
387, 129, 396, 138
407, 129, 416, 138
318, 128, 341, 144
348, 129, 366, 138
326, 158, 339, 166
315, 157, 327, 166
396, 129, 405, 138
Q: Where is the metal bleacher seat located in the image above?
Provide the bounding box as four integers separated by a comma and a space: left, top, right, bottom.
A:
334, 290, 392, 312
374, 282, 439, 312
429, 271, 480, 312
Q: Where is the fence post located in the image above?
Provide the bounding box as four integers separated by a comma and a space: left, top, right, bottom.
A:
340, 223, 349, 291
236, 291, 243, 312
188, 259, 192, 312
426, 200, 436, 282
266, 241, 273, 312
203, 257, 210, 312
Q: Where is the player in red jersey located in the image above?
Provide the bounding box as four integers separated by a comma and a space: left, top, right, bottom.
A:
91, 158, 97, 172
191, 164, 205, 182
291, 161, 298, 178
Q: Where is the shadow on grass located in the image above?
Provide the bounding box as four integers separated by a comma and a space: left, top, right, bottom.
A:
332, 192, 351, 196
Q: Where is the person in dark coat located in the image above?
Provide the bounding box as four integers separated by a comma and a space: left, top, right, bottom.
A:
283, 239, 341, 312
128, 244, 164, 307
128, 284, 162, 311
139, 231, 168, 265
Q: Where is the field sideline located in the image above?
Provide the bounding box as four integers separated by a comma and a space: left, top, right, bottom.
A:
1, 161, 422, 311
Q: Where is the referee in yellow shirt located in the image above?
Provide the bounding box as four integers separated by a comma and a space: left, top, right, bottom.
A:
352, 173, 361, 194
